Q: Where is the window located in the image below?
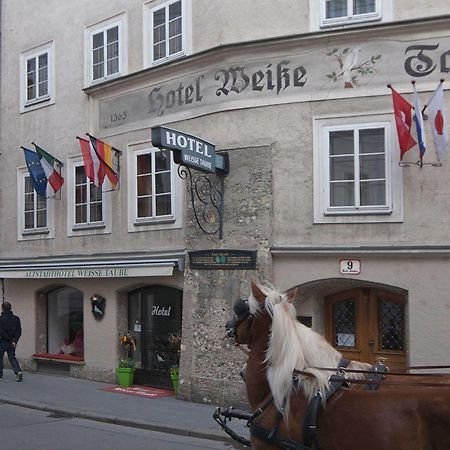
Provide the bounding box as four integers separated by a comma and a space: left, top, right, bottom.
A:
24, 175, 48, 230
313, 116, 403, 223
136, 149, 172, 219
127, 144, 183, 232
47, 287, 84, 358
328, 127, 386, 209
144, 0, 190, 66
322, 0, 380, 26
22, 174, 48, 230
20, 42, 55, 112
74, 165, 104, 225
17, 169, 53, 240
309, 0, 392, 30
85, 15, 127, 85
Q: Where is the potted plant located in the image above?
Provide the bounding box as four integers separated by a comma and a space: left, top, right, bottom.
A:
117, 332, 137, 388
170, 365, 179, 394
168, 333, 181, 395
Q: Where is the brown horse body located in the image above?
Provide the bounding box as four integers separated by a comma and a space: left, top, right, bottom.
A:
231, 281, 450, 450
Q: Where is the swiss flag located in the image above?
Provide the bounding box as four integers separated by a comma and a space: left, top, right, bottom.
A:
389, 87, 417, 160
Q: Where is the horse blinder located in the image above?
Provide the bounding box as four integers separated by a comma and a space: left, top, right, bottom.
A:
226, 298, 252, 341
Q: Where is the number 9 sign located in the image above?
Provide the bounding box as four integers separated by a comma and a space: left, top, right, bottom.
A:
339, 259, 361, 275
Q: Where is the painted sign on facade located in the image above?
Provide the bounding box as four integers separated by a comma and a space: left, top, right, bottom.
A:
98, 35, 450, 131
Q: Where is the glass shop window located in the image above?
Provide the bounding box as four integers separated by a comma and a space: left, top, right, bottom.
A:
47, 287, 84, 357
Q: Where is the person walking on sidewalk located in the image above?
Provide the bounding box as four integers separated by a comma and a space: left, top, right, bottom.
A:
0, 302, 23, 382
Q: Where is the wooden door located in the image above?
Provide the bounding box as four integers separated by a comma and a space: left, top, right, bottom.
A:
325, 289, 406, 370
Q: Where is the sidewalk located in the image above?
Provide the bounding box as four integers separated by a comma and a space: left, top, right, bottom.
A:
0, 369, 249, 445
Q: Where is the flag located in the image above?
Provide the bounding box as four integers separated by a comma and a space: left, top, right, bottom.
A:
32, 143, 64, 193
77, 136, 119, 188
22, 147, 47, 197
88, 135, 119, 187
389, 86, 417, 160
412, 84, 426, 162
77, 136, 100, 186
426, 82, 448, 162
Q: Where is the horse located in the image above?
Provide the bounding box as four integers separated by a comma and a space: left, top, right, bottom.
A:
226, 280, 450, 450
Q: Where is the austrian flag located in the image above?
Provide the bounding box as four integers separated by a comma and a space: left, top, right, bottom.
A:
77, 136, 119, 188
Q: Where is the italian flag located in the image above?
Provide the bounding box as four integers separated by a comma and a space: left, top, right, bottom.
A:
33, 143, 64, 193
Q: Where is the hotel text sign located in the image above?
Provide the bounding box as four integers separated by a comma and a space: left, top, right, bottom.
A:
99, 35, 450, 131
151, 126, 216, 173
25, 268, 129, 278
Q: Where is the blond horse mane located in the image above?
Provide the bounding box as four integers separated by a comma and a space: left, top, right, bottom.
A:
249, 282, 371, 418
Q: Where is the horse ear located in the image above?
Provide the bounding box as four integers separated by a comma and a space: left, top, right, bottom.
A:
285, 287, 298, 303
251, 279, 266, 304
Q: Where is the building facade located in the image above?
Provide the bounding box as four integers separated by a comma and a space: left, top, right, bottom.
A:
0, 0, 449, 405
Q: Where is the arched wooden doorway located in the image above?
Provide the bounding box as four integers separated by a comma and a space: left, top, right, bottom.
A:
325, 288, 406, 370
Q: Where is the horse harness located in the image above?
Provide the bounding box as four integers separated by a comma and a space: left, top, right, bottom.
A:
214, 358, 389, 449
218, 298, 450, 448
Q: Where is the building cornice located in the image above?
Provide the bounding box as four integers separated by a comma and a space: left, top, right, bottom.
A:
271, 245, 450, 257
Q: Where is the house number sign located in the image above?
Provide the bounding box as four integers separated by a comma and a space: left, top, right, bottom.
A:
339, 259, 361, 275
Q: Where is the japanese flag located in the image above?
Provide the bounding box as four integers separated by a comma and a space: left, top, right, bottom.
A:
427, 83, 448, 162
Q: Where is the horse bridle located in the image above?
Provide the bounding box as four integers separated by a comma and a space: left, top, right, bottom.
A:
225, 298, 253, 351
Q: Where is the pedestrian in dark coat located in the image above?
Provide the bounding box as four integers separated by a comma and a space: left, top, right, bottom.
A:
0, 302, 23, 381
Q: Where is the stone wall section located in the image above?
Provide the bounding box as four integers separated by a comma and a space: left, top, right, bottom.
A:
179, 145, 274, 406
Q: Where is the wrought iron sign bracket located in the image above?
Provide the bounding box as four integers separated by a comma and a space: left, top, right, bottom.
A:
177, 165, 227, 239
151, 126, 229, 239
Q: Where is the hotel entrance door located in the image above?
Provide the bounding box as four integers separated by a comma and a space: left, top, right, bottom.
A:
128, 285, 182, 388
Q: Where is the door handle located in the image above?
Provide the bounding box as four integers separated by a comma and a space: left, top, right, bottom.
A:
368, 339, 374, 346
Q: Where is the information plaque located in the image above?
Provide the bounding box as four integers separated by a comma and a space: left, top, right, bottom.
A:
188, 250, 257, 270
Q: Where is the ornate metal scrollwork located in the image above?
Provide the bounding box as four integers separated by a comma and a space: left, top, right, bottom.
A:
177, 165, 225, 238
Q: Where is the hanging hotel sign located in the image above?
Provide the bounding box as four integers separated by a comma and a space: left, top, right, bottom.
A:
98, 34, 450, 131
189, 250, 257, 270
151, 126, 223, 174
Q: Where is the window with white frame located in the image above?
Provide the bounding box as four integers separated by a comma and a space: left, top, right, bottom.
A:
313, 116, 403, 223
74, 164, 104, 226
144, 0, 189, 66
136, 149, 173, 220
310, 0, 391, 29
86, 15, 126, 84
17, 170, 53, 240
20, 42, 55, 112
24, 175, 48, 230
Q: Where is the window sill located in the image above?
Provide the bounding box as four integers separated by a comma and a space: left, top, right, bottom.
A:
324, 209, 392, 216
24, 95, 51, 108
134, 217, 176, 226
72, 223, 106, 231
22, 228, 50, 236
32, 353, 85, 364
320, 14, 381, 28
90, 72, 122, 86
149, 51, 186, 68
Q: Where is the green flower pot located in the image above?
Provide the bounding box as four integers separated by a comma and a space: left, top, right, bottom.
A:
170, 368, 179, 395
116, 367, 135, 388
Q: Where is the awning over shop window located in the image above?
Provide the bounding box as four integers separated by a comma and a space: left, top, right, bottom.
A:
0, 252, 185, 279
